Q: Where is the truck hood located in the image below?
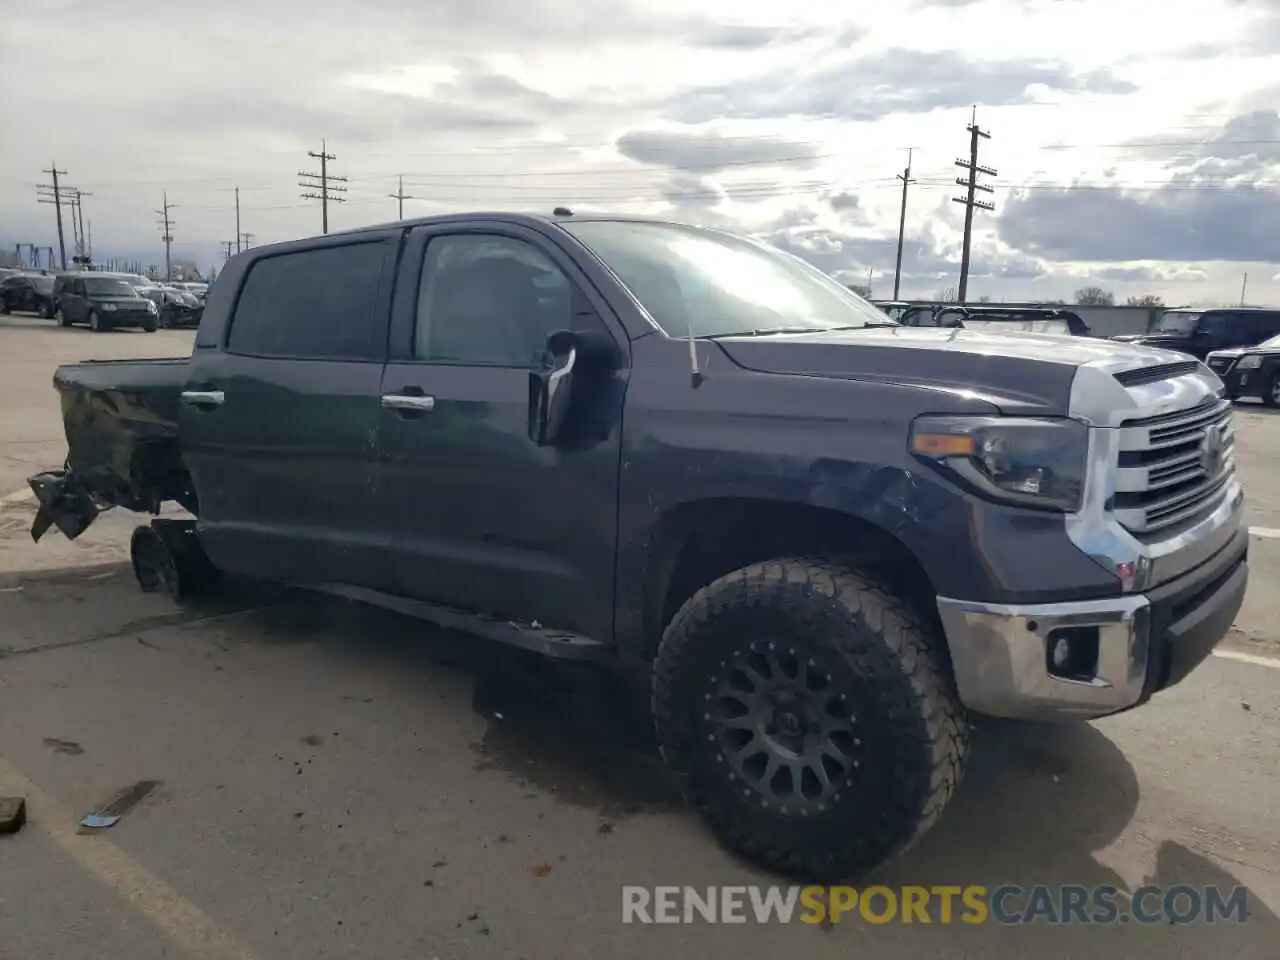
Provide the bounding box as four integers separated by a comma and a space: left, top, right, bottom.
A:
712, 327, 1194, 415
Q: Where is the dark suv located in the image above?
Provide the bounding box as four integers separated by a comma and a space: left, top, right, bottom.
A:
52, 274, 159, 332
1112, 307, 1280, 359
0, 273, 56, 317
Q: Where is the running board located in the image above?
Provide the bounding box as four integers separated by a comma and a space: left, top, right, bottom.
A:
310, 583, 613, 662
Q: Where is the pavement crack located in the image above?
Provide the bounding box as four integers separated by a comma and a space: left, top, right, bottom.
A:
0, 606, 269, 660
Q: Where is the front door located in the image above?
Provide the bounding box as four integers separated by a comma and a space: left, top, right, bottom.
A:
180, 234, 398, 588
377, 223, 628, 641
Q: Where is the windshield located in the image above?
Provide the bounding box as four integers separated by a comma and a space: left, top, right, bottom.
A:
83, 278, 138, 296
1155, 311, 1200, 334
561, 220, 895, 337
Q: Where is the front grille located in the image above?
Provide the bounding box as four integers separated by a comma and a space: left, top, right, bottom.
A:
1113, 398, 1235, 536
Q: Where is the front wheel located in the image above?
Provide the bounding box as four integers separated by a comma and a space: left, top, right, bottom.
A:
55, 306, 72, 327
88, 310, 106, 332
652, 558, 970, 881
1264, 374, 1280, 409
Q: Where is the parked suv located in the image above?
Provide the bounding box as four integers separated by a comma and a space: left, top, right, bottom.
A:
1208, 333, 1280, 406
0, 272, 56, 317
1113, 307, 1280, 359
52, 274, 159, 332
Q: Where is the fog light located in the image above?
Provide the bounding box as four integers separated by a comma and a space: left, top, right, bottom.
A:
1051, 636, 1072, 669
1045, 626, 1101, 682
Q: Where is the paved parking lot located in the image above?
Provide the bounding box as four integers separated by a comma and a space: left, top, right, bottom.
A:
1, 312, 1278, 959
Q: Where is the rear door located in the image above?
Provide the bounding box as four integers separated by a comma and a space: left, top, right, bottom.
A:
179, 232, 400, 588
376, 221, 627, 640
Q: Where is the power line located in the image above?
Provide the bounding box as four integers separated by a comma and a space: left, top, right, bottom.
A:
893, 149, 916, 301
298, 139, 347, 234
388, 174, 420, 219
156, 191, 175, 282
953, 108, 996, 303
36, 163, 69, 270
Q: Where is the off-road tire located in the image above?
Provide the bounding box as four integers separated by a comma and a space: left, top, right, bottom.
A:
1264, 374, 1280, 409
88, 310, 105, 332
56, 307, 71, 327
652, 557, 970, 881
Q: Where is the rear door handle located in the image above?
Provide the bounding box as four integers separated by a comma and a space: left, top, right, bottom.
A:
180, 389, 225, 407
380, 393, 436, 413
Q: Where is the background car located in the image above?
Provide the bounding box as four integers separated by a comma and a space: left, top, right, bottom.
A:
1207, 333, 1280, 407
0, 273, 56, 317
139, 285, 203, 328
52, 274, 159, 332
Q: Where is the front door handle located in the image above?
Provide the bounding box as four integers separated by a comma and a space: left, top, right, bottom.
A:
180, 389, 225, 407
380, 393, 436, 413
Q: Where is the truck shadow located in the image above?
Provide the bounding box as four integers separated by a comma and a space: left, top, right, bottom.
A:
52, 570, 1275, 950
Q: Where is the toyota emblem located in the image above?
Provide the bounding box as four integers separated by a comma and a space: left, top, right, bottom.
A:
1200, 425, 1224, 474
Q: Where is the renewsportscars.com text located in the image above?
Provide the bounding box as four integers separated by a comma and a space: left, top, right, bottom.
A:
622, 884, 1250, 925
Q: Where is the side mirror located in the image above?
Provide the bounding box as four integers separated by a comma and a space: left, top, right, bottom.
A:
527, 328, 618, 446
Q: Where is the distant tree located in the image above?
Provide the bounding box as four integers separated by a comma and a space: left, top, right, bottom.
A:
934, 286, 959, 302
1074, 286, 1115, 306
848, 284, 872, 298
1126, 294, 1164, 307
978, 295, 992, 303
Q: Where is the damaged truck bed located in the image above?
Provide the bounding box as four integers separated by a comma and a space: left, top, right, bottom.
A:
29, 357, 196, 542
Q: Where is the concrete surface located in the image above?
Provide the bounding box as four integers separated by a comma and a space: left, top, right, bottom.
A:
1, 312, 1278, 959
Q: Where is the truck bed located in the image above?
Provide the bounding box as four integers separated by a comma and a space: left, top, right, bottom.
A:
29, 357, 194, 541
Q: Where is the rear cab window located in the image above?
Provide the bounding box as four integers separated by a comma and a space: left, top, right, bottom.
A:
226, 240, 389, 360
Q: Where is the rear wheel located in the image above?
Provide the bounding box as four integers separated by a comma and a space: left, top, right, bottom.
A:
653, 557, 969, 881
0, 299, 9, 315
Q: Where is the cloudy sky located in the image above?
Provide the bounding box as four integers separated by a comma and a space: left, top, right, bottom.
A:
2, 0, 1278, 304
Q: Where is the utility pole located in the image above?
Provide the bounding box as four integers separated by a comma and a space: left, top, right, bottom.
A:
37, 163, 69, 269
239, 231, 254, 250
235, 186, 242, 252
893, 149, 916, 300
866, 266, 873, 299
156, 192, 175, 282
388, 174, 419, 219
222, 240, 234, 260
953, 108, 996, 303
1240, 271, 1248, 306
298, 139, 346, 234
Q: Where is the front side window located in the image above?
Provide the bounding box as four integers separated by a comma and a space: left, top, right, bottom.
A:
414, 234, 575, 366
227, 241, 386, 360
561, 219, 894, 338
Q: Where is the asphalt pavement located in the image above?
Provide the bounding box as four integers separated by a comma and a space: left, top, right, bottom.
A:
1, 311, 1278, 959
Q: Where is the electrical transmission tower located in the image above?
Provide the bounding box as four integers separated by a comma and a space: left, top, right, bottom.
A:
222, 240, 234, 260
36, 163, 69, 269
893, 149, 916, 300
240, 231, 255, 250
298, 140, 346, 234
156, 192, 175, 282
67, 189, 93, 264
388, 175, 420, 220
953, 109, 996, 303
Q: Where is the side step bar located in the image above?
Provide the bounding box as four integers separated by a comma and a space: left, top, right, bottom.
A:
312, 583, 613, 663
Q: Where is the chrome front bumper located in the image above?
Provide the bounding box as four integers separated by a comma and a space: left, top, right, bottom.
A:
936, 527, 1249, 722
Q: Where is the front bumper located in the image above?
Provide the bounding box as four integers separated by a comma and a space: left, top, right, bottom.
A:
936, 527, 1248, 721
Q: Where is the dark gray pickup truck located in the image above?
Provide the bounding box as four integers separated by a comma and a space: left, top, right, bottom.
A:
28, 212, 1249, 881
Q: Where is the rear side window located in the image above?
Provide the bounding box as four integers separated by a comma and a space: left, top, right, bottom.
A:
227, 241, 386, 360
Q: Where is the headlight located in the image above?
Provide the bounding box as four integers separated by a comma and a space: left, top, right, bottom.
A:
102, 303, 118, 311
147, 301, 159, 314
1236, 355, 1261, 370
909, 415, 1087, 512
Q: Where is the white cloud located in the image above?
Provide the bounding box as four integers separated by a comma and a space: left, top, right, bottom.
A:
0, 0, 1276, 303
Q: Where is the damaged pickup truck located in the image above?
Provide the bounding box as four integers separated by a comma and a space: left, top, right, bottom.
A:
28, 212, 1249, 881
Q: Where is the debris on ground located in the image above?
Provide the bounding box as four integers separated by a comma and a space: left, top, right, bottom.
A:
0, 797, 27, 835
42, 737, 84, 755
531, 862, 553, 878
79, 813, 120, 830
1242, 701, 1252, 712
